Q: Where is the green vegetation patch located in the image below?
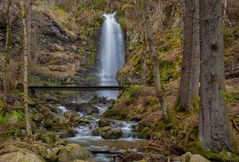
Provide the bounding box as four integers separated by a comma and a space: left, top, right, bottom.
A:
224, 92, 239, 104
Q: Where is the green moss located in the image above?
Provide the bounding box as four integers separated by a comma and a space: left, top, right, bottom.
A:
173, 95, 200, 113
0, 99, 5, 111
159, 59, 181, 83
224, 92, 239, 104
191, 96, 200, 112
125, 85, 141, 97
0, 115, 7, 124
173, 96, 182, 112
204, 151, 239, 162
223, 28, 235, 47
128, 112, 141, 121
138, 127, 151, 139
9, 110, 23, 119
103, 109, 126, 120
54, 6, 68, 16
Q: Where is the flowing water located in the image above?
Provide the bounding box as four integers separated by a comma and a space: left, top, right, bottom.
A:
97, 12, 125, 99
63, 100, 147, 161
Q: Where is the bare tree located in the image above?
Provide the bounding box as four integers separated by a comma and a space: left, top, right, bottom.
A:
3, 0, 12, 98
145, 1, 168, 120
199, 0, 232, 151
20, 0, 32, 137
175, 0, 200, 112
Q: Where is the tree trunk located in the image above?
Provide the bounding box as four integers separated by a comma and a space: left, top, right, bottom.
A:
20, 0, 32, 137
145, 5, 168, 120
223, 0, 232, 27
3, 0, 12, 98
176, 0, 200, 112
199, 0, 232, 151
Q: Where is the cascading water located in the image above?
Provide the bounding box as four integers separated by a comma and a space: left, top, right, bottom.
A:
97, 12, 125, 99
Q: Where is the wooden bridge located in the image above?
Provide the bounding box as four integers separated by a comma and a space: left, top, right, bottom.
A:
28, 75, 143, 92
28, 85, 124, 91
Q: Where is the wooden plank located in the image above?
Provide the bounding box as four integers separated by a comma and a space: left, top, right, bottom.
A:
28, 86, 124, 91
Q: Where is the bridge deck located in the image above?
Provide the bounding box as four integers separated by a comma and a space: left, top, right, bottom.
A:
29, 86, 124, 91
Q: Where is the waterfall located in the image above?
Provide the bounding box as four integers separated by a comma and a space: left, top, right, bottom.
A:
97, 12, 125, 99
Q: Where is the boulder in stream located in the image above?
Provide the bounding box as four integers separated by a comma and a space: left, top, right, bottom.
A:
99, 126, 123, 139
57, 144, 91, 162
66, 103, 99, 115
98, 118, 111, 127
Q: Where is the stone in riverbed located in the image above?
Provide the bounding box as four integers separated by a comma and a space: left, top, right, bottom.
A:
60, 128, 76, 138
99, 126, 123, 139
57, 144, 91, 162
98, 118, 111, 127
91, 128, 100, 136
66, 103, 99, 115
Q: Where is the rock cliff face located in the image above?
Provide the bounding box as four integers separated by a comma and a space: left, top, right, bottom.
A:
0, 4, 94, 87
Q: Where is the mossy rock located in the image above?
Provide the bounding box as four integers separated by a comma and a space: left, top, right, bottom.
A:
58, 144, 91, 162
181, 152, 211, 162
98, 126, 123, 139
32, 144, 58, 161
0, 145, 45, 162
34, 129, 57, 144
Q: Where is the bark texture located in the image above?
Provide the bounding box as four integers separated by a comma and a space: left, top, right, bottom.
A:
177, 0, 200, 112
145, 3, 168, 120
199, 0, 232, 151
20, 0, 32, 137
3, 0, 12, 97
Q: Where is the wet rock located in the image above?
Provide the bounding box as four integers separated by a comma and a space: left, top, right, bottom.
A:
64, 111, 79, 118
98, 118, 111, 127
181, 152, 211, 162
60, 128, 76, 138
91, 128, 100, 136
73, 118, 91, 126
66, 103, 99, 115
58, 144, 91, 162
63, 111, 90, 125
99, 126, 123, 139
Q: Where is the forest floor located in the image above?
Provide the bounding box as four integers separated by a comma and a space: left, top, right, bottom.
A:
103, 77, 239, 161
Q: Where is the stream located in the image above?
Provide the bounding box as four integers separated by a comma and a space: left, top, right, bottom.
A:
57, 95, 148, 162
